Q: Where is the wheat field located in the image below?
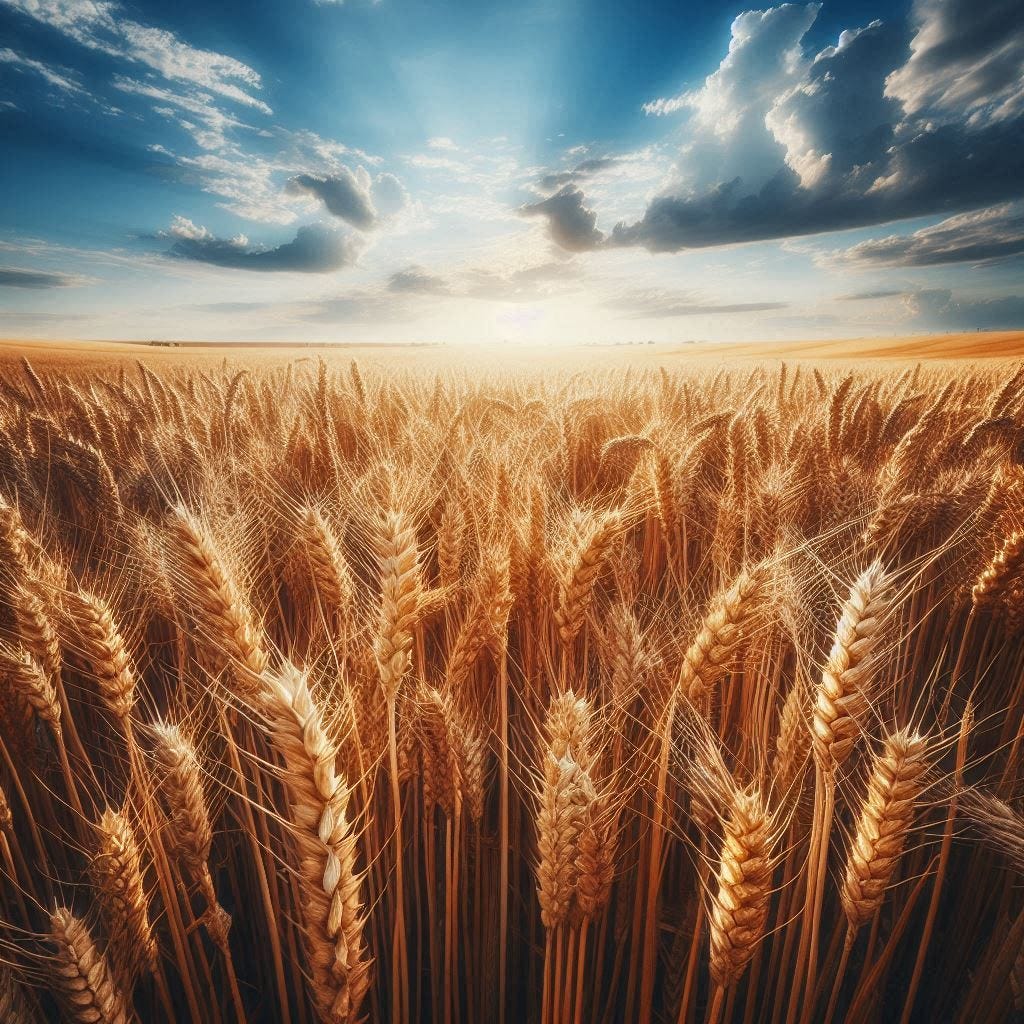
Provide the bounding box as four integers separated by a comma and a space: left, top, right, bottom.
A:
0, 346, 1021, 1023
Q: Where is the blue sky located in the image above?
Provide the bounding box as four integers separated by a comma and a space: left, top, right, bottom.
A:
0, 0, 1021, 343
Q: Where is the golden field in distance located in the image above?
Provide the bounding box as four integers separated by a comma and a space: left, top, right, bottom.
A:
1, 328, 1023, 372
0, 337, 1020, 1023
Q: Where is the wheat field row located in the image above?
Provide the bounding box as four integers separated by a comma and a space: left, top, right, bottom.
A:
0, 352, 1021, 1023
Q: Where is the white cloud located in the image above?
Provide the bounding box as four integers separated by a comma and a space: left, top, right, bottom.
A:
0, 45, 85, 94
166, 215, 215, 242
2, 0, 271, 113
645, 4, 819, 131
113, 75, 247, 151
643, 3, 822, 197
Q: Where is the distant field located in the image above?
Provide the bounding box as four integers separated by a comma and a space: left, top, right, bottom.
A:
688, 330, 1024, 361
0, 329, 1021, 372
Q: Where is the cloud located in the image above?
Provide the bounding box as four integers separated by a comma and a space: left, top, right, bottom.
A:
427, 137, 458, 151
885, 0, 1024, 122
644, 3, 820, 124
608, 288, 788, 318
529, 2, 1024, 256
0, 266, 88, 288
371, 172, 410, 217
0, 46, 85, 94
823, 203, 1024, 267
764, 19, 908, 189
645, 3, 822, 197
905, 288, 1024, 330
382, 259, 582, 304
463, 261, 583, 303
2, 0, 271, 113
294, 293, 419, 324
113, 75, 246, 151
538, 157, 621, 192
287, 170, 377, 229
836, 289, 905, 301
388, 266, 451, 295
521, 187, 604, 252
165, 216, 357, 272
146, 126, 400, 228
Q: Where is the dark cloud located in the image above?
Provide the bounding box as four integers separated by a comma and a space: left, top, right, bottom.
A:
169, 223, 357, 273
906, 288, 1024, 330
388, 266, 451, 295
825, 203, 1024, 267
0, 266, 85, 288
608, 288, 788, 319
521, 187, 604, 252
528, 2, 1024, 255
538, 157, 621, 192
586, 113, 1024, 254
286, 170, 377, 230
886, 0, 1024, 121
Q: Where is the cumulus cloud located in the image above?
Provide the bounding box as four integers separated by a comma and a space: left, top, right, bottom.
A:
287, 169, 377, 229
885, 0, 1024, 122
823, 203, 1024, 267
2, 0, 271, 113
528, 2, 1024, 256
0, 266, 88, 288
646, 3, 821, 197
521, 187, 604, 252
905, 288, 1024, 330
644, 4, 820, 125
165, 216, 357, 272
764, 19, 908, 189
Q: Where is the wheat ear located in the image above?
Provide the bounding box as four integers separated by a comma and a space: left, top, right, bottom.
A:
165, 506, 268, 695
812, 561, 893, 767
709, 787, 773, 989
680, 569, 764, 703
554, 508, 624, 645
91, 807, 159, 980
261, 662, 371, 1023
49, 907, 136, 1024
841, 730, 928, 932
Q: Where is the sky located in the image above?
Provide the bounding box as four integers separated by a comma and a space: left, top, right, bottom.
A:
0, 0, 1022, 345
